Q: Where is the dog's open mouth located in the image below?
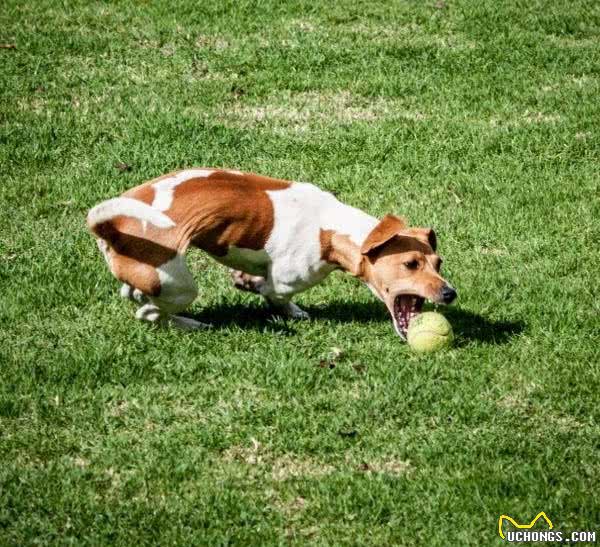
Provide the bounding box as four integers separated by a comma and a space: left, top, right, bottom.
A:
393, 294, 424, 338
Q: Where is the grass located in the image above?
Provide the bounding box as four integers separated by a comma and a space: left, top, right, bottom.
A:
1, 0, 600, 544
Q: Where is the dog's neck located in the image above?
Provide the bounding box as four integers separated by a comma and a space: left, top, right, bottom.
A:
319, 199, 378, 279
320, 229, 368, 278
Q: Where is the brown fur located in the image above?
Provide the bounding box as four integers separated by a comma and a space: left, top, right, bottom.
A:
117, 170, 290, 256
110, 253, 163, 296
91, 170, 454, 324
321, 219, 447, 306
363, 234, 446, 305
402, 227, 437, 251
175, 173, 289, 255
360, 214, 407, 255
93, 170, 290, 296
322, 216, 450, 324
320, 229, 364, 277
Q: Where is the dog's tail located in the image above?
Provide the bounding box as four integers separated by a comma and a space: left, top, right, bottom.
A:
87, 197, 175, 239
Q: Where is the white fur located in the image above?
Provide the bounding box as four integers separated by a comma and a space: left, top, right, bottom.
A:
135, 302, 207, 329
97, 176, 381, 327
88, 197, 175, 229
120, 283, 145, 302
152, 254, 198, 314
263, 182, 377, 297
321, 196, 378, 247
152, 169, 214, 211
135, 303, 162, 322
211, 246, 269, 277
135, 254, 202, 329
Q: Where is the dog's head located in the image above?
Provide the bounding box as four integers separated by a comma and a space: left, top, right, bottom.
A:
360, 215, 456, 338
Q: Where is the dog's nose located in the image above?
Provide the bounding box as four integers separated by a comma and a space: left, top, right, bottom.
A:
440, 285, 457, 304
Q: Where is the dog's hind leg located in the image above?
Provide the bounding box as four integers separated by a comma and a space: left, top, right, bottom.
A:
141, 253, 208, 330
120, 283, 146, 303
112, 252, 207, 330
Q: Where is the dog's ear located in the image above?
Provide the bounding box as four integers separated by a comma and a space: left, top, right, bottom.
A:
402, 228, 437, 251
361, 215, 407, 255
405, 228, 437, 251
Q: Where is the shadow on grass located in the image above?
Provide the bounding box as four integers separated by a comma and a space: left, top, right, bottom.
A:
184, 303, 298, 335
186, 299, 524, 345
442, 306, 525, 346
307, 301, 524, 346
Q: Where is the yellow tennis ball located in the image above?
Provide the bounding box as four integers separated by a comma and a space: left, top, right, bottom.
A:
407, 312, 453, 353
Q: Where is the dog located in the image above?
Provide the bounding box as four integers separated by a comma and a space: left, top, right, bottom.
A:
87, 168, 456, 337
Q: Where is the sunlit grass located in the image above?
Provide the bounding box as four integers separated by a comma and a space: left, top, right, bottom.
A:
1, 0, 599, 544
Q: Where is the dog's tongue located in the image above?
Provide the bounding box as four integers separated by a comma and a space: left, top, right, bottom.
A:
394, 295, 424, 336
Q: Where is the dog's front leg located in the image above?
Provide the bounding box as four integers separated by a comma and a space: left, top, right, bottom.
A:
231, 269, 310, 320
263, 294, 310, 320
259, 271, 310, 320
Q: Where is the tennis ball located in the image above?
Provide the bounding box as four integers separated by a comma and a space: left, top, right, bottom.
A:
407, 312, 453, 353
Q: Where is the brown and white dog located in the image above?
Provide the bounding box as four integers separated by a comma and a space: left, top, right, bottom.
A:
87, 169, 456, 337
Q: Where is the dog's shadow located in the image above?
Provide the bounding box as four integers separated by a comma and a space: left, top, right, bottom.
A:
435, 306, 524, 346
307, 301, 524, 346
186, 302, 297, 335
187, 299, 524, 345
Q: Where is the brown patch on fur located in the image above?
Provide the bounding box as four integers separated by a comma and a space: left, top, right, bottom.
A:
375, 235, 434, 257
110, 253, 163, 296
168, 171, 290, 256
106, 170, 290, 258
108, 232, 177, 268
360, 214, 407, 255
319, 229, 333, 258
123, 182, 155, 204
320, 229, 364, 277
91, 170, 292, 296
101, 231, 176, 297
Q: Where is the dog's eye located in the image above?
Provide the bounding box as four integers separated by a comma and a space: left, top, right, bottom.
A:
404, 259, 419, 270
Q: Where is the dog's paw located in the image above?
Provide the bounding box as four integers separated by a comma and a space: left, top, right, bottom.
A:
230, 269, 266, 294
135, 303, 161, 323
120, 283, 146, 303
280, 302, 310, 320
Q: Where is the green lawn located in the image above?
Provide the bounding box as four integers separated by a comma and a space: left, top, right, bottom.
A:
1, 0, 600, 544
